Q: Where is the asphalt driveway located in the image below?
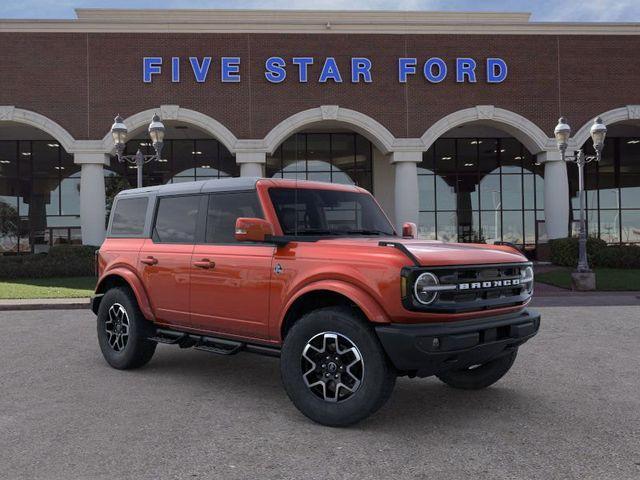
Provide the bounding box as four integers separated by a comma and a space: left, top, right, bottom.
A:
0, 306, 638, 480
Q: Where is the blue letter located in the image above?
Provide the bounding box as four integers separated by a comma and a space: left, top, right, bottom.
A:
456, 58, 477, 83
319, 57, 342, 83
487, 58, 508, 83
221, 57, 241, 83
171, 57, 180, 83
351, 57, 372, 83
398, 58, 416, 83
292, 57, 313, 82
143, 57, 162, 83
189, 57, 211, 83
424, 57, 447, 83
265, 56, 286, 83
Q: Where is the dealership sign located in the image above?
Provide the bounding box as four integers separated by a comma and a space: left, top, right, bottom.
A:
142, 56, 508, 84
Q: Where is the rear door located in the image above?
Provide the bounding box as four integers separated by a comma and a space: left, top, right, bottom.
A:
190, 191, 274, 340
139, 194, 203, 328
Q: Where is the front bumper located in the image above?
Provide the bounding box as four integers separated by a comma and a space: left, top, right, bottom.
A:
375, 309, 540, 377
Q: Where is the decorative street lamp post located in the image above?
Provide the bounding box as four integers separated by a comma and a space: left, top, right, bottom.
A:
553, 116, 607, 278
110, 114, 166, 188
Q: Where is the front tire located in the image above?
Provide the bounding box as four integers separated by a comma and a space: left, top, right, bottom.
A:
436, 349, 518, 390
97, 287, 157, 370
280, 306, 396, 427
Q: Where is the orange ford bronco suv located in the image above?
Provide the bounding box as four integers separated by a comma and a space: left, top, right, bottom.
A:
93, 177, 539, 426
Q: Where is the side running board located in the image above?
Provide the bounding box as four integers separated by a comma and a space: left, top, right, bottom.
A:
149, 328, 280, 358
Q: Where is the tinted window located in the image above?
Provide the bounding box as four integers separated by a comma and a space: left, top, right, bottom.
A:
110, 197, 148, 236
153, 195, 200, 243
206, 191, 262, 243
268, 188, 394, 236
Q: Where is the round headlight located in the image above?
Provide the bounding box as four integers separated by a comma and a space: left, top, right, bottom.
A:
414, 272, 440, 305
521, 266, 534, 293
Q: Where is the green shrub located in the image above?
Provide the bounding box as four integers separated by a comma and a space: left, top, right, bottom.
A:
593, 245, 640, 269
549, 237, 607, 267
0, 245, 96, 279
550, 237, 640, 268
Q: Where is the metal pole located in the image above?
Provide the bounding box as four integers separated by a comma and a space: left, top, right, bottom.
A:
576, 150, 590, 272
135, 149, 144, 188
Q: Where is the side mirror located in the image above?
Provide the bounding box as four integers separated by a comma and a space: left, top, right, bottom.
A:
402, 222, 417, 239
235, 217, 274, 242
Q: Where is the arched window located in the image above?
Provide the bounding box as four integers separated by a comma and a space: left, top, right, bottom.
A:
266, 133, 373, 192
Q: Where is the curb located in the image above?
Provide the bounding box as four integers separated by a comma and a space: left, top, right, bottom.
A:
0, 298, 90, 312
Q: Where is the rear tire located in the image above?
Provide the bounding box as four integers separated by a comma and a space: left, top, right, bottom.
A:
280, 306, 396, 427
436, 349, 518, 390
97, 287, 157, 370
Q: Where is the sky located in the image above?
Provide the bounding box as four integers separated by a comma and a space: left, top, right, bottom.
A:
1, 0, 640, 22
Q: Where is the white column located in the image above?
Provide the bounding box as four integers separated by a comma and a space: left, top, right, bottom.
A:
75, 152, 109, 246
538, 151, 569, 239
236, 151, 266, 177
391, 151, 421, 233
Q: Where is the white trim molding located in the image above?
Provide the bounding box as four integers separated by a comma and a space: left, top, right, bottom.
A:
0, 106, 76, 153
571, 105, 640, 149
421, 105, 553, 154
2, 9, 640, 35
100, 105, 239, 154
263, 106, 397, 155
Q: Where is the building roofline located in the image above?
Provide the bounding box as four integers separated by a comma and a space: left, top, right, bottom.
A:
0, 8, 639, 35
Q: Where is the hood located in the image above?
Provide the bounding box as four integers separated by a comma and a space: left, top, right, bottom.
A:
314, 237, 527, 266
398, 239, 527, 266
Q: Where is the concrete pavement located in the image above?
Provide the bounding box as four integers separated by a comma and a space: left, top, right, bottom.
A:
0, 307, 639, 479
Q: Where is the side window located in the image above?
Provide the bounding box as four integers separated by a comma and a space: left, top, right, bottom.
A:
205, 191, 262, 244
153, 195, 201, 243
110, 197, 148, 236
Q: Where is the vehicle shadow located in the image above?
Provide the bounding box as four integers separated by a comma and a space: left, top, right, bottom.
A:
122, 345, 547, 431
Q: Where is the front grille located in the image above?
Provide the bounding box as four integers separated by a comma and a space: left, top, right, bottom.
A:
402, 263, 532, 313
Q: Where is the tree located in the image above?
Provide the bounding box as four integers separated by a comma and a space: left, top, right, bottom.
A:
0, 201, 20, 251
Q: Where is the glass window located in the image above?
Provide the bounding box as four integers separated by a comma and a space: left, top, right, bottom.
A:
205, 191, 262, 244
621, 210, 640, 243
456, 138, 478, 173
172, 140, 196, 178
269, 187, 394, 236
153, 195, 200, 243
266, 133, 373, 192
418, 175, 435, 211
501, 175, 523, 210
599, 210, 620, 243
436, 211, 457, 242
435, 139, 456, 175
478, 139, 498, 174
110, 197, 148, 236
500, 138, 523, 174
307, 134, 331, 172
502, 211, 523, 244
0, 141, 18, 177
435, 175, 456, 211
418, 211, 436, 239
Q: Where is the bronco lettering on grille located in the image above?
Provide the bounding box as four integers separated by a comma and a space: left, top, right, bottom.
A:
458, 278, 521, 290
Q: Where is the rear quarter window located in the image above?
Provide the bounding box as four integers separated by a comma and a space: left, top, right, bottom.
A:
110, 197, 149, 236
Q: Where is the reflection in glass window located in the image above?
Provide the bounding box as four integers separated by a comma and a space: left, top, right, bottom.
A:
153, 195, 199, 243
568, 136, 640, 243
266, 133, 373, 192
419, 137, 544, 247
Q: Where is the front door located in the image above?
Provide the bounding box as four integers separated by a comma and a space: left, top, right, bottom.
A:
190, 191, 274, 340
139, 194, 202, 328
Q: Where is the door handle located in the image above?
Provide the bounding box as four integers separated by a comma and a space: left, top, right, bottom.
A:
193, 259, 215, 269
140, 256, 158, 266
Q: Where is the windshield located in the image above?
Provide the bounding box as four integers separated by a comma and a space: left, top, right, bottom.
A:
268, 187, 395, 237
